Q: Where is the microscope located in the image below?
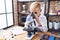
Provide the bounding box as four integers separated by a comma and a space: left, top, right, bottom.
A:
23, 12, 39, 40
24, 12, 37, 33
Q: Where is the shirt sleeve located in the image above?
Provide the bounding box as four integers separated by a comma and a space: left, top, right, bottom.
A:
26, 15, 32, 21
24, 15, 32, 28
39, 15, 48, 32
41, 25, 48, 32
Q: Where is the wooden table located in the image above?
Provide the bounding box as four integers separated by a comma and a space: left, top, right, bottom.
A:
32, 32, 60, 40
7, 27, 60, 40
13, 32, 27, 40
14, 31, 60, 40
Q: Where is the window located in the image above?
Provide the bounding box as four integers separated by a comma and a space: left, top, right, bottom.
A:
0, 0, 14, 29
0, 0, 5, 13
6, 0, 13, 12
0, 14, 7, 29
7, 13, 13, 26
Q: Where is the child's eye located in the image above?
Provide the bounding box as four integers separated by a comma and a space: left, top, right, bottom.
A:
35, 12, 37, 14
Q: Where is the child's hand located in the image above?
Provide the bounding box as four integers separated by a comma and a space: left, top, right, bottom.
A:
34, 13, 41, 27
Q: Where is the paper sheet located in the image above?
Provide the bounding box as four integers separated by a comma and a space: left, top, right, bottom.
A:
10, 27, 26, 35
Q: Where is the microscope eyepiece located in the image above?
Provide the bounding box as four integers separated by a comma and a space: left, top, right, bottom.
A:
31, 12, 37, 19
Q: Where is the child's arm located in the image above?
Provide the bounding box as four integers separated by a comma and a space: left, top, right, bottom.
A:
39, 16, 48, 32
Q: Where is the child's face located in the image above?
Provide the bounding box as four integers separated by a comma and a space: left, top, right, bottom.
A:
34, 7, 41, 17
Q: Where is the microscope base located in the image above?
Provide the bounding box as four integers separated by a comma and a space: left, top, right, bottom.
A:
26, 34, 36, 40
